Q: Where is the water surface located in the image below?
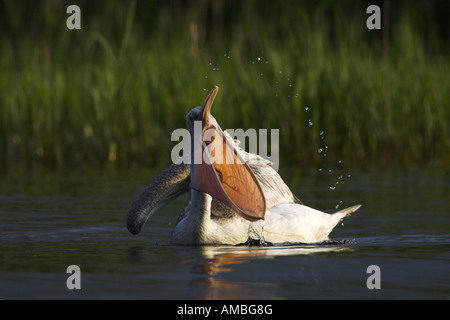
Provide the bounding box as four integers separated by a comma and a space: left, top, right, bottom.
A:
0, 166, 448, 299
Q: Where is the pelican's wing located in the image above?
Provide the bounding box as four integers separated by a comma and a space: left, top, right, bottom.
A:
191, 124, 266, 222
127, 162, 190, 234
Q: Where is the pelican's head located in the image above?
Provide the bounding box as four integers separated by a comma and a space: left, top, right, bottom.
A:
185, 106, 202, 135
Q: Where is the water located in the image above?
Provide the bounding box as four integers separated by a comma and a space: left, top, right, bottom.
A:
0, 166, 449, 299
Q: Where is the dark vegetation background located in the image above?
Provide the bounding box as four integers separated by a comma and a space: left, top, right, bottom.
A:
0, 0, 449, 173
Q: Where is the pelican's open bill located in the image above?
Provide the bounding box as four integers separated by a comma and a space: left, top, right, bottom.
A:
190, 86, 267, 222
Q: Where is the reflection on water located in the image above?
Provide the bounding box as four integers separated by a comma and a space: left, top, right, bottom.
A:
0, 166, 449, 299
169, 242, 355, 300
190, 244, 355, 299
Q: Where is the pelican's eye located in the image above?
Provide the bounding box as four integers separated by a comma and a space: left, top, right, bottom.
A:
189, 112, 201, 123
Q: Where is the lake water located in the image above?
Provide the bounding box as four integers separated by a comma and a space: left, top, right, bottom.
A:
0, 165, 448, 300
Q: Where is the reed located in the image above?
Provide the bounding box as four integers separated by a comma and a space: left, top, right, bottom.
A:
0, 0, 448, 171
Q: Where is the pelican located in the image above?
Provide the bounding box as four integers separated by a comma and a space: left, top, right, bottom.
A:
127, 86, 361, 245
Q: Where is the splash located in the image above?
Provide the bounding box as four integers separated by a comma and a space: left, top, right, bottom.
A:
246, 221, 272, 246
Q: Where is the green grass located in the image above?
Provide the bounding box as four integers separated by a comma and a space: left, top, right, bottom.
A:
0, 0, 449, 172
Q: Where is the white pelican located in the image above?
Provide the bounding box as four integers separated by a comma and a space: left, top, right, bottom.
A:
127, 86, 361, 245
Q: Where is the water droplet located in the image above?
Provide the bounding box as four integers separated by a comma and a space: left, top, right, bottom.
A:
348, 174, 351, 178
295, 93, 299, 97
320, 131, 324, 135
308, 121, 313, 126
318, 148, 323, 153
335, 204, 340, 209
330, 186, 336, 190
258, 57, 261, 61
305, 106, 309, 110
318, 168, 322, 172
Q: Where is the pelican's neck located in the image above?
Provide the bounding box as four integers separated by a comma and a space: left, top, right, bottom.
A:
190, 189, 212, 224
175, 189, 211, 244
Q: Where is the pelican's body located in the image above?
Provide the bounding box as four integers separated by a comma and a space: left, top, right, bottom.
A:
127, 86, 361, 245
171, 189, 360, 245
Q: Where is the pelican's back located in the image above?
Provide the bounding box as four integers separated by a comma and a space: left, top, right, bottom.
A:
262, 204, 361, 244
